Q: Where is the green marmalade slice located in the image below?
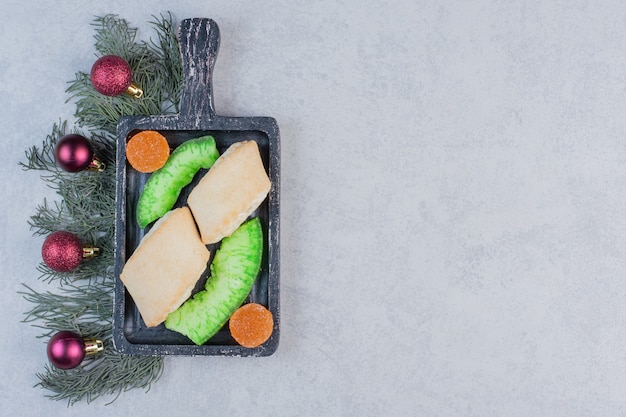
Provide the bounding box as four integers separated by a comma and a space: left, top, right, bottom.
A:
135, 135, 219, 228
164, 217, 264, 345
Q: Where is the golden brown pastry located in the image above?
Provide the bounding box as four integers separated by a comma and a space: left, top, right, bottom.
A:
120, 206, 210, 327
187, 140, 271, 244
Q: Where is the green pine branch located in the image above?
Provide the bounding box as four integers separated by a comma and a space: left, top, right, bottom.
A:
20, 12, 184, 405
35, 349, 163, 405
66, 13, 183, 134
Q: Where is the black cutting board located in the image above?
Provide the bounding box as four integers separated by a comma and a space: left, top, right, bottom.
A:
113, 18, 280, 356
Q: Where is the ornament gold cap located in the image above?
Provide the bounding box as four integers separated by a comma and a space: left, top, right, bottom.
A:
126, 83, 143, 98
82, 245, 100, 259
83, 338, 104, 356
86, 156, 105, 172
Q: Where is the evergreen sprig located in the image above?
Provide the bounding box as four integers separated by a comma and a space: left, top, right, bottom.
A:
34, 348, 163, 405
20, 13, 183, 405
66, 13, 183, 134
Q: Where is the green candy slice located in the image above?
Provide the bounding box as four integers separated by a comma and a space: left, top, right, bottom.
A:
164, 217, 264, 345
135, 135, 219, 228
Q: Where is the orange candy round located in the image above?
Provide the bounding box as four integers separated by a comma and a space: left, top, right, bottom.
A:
126, 130, 170, 173
229, 303, 274, 348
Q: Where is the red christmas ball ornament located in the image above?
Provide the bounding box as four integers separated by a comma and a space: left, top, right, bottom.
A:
42, 231, 99, 272
54, 134, 105, 172
47, 331, 104, 370
90, 55, 143, 98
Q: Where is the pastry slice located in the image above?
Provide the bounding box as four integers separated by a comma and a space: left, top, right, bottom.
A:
187, 140, 270, 244
120, 206, 210, 327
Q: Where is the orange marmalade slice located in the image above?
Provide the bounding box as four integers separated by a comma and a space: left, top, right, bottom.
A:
126, 130, 170, 173
228, 303, 274, 348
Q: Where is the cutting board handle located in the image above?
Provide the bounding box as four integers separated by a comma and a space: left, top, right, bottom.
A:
178, 18, 220, 119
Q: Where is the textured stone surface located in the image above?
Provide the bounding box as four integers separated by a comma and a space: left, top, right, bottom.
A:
3, 0, 626, 415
